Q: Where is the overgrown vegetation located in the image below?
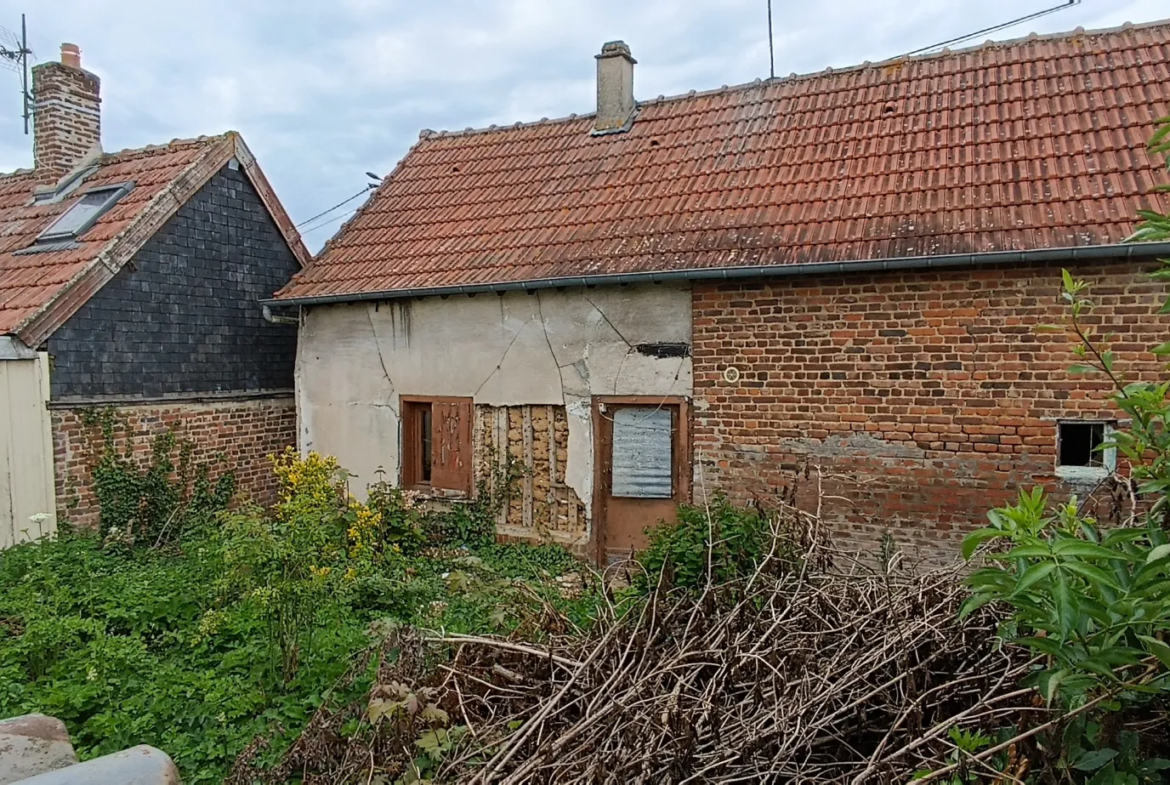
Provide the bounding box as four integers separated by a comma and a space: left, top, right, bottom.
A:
637, 490, 798, 590
4, 116, 1170, 785
79, 407, 235, 544
0, 445, 595, 783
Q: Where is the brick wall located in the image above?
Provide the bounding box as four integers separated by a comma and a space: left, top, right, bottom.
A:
48, 164, 299, 399
52, 395, 296, 529
692, 260, 1170, 564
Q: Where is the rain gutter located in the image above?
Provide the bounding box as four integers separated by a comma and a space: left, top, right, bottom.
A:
262, 242, 1170, 308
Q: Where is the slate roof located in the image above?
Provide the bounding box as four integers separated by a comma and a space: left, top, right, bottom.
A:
276, 20, 1170, 303
0, 132, 309, 346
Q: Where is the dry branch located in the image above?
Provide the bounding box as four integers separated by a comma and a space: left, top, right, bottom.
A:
232, 501, 1054, 784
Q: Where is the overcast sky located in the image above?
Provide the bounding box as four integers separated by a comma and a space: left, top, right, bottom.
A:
0, 0, 1163, 249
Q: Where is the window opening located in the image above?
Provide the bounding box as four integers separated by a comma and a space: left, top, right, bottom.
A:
611, 406, 674, 498
36, 184, 131, 243
1059, 422, 1105, 468
420, 406, 433, 483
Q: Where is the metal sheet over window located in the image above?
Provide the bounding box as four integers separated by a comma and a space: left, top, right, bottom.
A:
611, 406, 673, 498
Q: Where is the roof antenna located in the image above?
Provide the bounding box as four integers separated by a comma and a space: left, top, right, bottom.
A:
766, 0, 775, 79
0, 13, 33, 134
901, 0, 1081, 58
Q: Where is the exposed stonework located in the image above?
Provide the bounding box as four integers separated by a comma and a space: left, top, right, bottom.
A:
692, 261, 1169, 564
52, 396, 296, 528
474, 404, 587, 549
32, 46, 101, 182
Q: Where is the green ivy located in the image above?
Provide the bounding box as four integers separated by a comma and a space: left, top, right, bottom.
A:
81, 407, 235, 544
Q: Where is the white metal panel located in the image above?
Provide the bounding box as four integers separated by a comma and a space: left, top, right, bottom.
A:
611, 406, 674, 499
0, 354, 56, 549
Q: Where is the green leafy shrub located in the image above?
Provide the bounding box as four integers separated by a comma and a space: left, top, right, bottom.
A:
1, 436, 599, 782
957, 121, 1170, 780
638, 492, 784, 591
964, 489, 1170, 701
364, 481, 426, 556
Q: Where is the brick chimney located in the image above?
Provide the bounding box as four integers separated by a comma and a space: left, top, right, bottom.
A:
32, 43, 102, 182
593, 41, 636, 134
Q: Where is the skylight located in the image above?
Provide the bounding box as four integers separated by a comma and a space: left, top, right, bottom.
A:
36, 184, 132, 244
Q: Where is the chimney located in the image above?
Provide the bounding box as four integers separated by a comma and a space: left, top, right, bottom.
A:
32, 43, 102, 182
593, 40, 636, 134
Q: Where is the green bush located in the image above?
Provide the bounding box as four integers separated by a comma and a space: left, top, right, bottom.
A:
0, 447, 597, 782
955, 119, 1170, 782
638, 492, 782, 591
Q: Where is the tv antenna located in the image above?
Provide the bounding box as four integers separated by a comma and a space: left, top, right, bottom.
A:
766, 0, 775, 79
0, 14, 33, 134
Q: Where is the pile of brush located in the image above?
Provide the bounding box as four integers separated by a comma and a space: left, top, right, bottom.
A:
231, 516, 1045, 784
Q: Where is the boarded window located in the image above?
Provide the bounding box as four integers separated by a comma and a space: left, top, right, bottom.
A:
402, 397, 472, 494
611, 406, 674, 498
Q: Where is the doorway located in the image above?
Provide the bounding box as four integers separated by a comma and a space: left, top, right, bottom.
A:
592, 396, 690, 565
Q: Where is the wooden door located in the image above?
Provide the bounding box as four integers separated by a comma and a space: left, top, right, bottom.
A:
592, 397, 690, 565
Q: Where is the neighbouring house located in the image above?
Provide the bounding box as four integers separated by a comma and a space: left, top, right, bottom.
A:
0, 44, 307, 547
273, 22, 1170, 564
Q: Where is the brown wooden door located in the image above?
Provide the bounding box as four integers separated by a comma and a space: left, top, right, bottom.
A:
593, 397, 690, 565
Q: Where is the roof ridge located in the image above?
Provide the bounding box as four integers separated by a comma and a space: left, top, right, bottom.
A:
419, 17, 1170, 141
0, 133, 233, 181
100, 132, 232, 162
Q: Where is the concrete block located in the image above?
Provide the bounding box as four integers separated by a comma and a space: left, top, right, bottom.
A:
0, 714, 78, 784
11, 745, 180, 784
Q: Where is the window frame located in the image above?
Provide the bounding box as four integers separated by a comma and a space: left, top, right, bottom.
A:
400, 396, 473, 495
1055, 420, 1117, 482
36, 183, 133, 244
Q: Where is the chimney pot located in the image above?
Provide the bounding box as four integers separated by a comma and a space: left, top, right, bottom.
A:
31, 43, 102, 181
593, 40, 636, 134
60, 43, 81, 69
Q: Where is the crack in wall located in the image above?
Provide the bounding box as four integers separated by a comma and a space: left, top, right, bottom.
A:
535, 293, 567, 405
583, 295, 633, 348
472, 315, 537, 398
366, 307, 401, 418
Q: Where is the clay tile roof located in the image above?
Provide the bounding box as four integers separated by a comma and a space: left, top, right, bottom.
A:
0, 132, 309, 345
276, 19, 1170, 303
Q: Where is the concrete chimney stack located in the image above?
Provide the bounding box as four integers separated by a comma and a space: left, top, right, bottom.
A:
32, 43, 102, 182
593, 40, 636, 134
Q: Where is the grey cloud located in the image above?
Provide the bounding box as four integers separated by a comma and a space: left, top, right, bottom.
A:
0, 0, 1163, 250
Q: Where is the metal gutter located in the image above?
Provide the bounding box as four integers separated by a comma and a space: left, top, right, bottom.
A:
263, 242, 1170, 308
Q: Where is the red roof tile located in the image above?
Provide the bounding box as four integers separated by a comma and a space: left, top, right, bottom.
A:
278, 20, 1170, 302
0, 132, 308, 344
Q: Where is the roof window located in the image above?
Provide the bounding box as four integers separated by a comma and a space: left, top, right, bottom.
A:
36, 183, 132, 244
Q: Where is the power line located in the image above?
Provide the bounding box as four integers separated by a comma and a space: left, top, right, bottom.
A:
902, 0, 1081, 58
300, 207, 359, 236
295, 184, 375, 229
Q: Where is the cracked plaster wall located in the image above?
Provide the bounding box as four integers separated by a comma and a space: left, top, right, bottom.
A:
295, 285, 692, 518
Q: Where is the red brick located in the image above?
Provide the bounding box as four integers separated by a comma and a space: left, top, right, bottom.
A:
52, 396, 296, 529
692, 260, 1167, 563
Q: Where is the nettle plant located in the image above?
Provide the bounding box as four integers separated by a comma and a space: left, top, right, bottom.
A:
960, 117, 1170, 781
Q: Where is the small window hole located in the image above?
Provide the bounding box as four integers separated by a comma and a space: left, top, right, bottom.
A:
1059, 422, 1105, 468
